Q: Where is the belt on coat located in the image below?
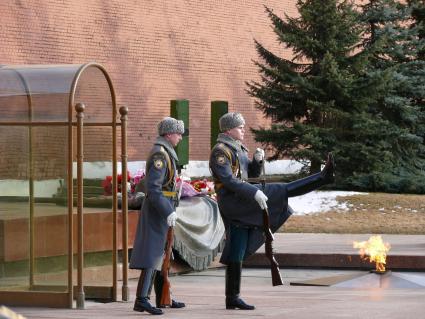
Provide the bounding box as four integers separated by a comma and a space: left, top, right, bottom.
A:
162, 191, 177, 197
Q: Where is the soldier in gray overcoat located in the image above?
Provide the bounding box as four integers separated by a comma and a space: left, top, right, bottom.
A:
209, 112, 335, 310
130, 117, 186, 315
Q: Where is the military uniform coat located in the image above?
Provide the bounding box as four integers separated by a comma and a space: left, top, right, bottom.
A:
130, 136, 178, 270
209, 134, 293, 264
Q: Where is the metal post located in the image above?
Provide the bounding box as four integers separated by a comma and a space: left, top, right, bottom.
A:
27, 83, 35, 289
67, 116, 74, 308
15, 69, 35, 289
75, 103, 85, 309
119, 106, 129, 301
112, 109, 118, 302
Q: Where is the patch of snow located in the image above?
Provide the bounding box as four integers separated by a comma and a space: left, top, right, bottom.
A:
288, 190, 367, 215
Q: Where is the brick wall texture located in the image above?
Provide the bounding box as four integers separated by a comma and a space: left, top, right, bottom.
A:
0, 0, 297, 179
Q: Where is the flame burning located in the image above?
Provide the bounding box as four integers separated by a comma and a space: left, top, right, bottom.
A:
353, 235, 391, 272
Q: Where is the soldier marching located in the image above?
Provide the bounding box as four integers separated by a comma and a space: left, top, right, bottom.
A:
209, 112, 334, 310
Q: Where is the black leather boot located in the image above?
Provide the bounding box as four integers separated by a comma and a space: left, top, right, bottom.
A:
154, 271, 186, 308
321, 153, 335, 183
225, 262, 255, 310
134, 269, 163, 315
286, 153, 335, 197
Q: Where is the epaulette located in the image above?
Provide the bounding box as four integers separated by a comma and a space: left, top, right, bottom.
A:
214, 143, 240, 176
152, 146, 174, 187
215, 143, 233, 161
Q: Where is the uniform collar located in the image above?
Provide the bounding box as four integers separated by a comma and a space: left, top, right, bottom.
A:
155, 136, 179, 162
216, 133, 249, 152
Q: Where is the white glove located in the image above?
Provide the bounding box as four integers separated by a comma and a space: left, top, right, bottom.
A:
254, 190, 268, 209
167, 211, 177, 227
254, 148, 265, 162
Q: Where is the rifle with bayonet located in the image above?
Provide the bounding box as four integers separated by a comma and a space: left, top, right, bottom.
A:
159, 176, 184, 307
260, 162, 283, 286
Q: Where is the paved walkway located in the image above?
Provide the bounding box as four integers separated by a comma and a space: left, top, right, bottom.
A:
8, 233, 425, 319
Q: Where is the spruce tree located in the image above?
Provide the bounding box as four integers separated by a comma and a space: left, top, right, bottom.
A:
247, 0, 425, 192
354, 0, 425, 191
408, 0, 425, 60
407, 0, 425, 137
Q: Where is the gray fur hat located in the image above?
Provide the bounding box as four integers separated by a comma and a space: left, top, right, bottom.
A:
219, 112, 245, 132
157, 117, 185, 136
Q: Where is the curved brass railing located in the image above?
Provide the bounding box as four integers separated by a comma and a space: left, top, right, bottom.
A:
0, 63, 128, 309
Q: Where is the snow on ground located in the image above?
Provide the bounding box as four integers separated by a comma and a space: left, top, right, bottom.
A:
288, 191, 368, 215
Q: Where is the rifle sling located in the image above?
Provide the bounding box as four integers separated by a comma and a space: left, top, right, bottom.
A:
212, 143, 240, 192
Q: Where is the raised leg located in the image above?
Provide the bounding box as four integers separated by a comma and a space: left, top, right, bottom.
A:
286, 153, 335, 197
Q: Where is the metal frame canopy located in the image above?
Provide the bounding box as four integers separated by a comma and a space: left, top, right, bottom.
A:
0, 63, 129, 308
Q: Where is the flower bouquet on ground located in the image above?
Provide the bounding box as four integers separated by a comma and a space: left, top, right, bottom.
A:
101, 175, 113, 196
131, 169, 146, 193
101, 169, 145, 196
127, 169, 146, 209
191, 179, 215, 195
101, 171, 131, 196
178, 177, 216, 200
101, 169, 147, 210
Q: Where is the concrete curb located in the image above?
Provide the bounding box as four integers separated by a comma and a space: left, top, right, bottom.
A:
245, 253, 425, 270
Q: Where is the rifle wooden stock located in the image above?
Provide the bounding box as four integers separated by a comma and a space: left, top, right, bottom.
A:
159, 226, 174, 306
263, 207, 283, 286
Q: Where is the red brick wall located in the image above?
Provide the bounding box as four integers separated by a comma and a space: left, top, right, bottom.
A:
0, 1, 297, 165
